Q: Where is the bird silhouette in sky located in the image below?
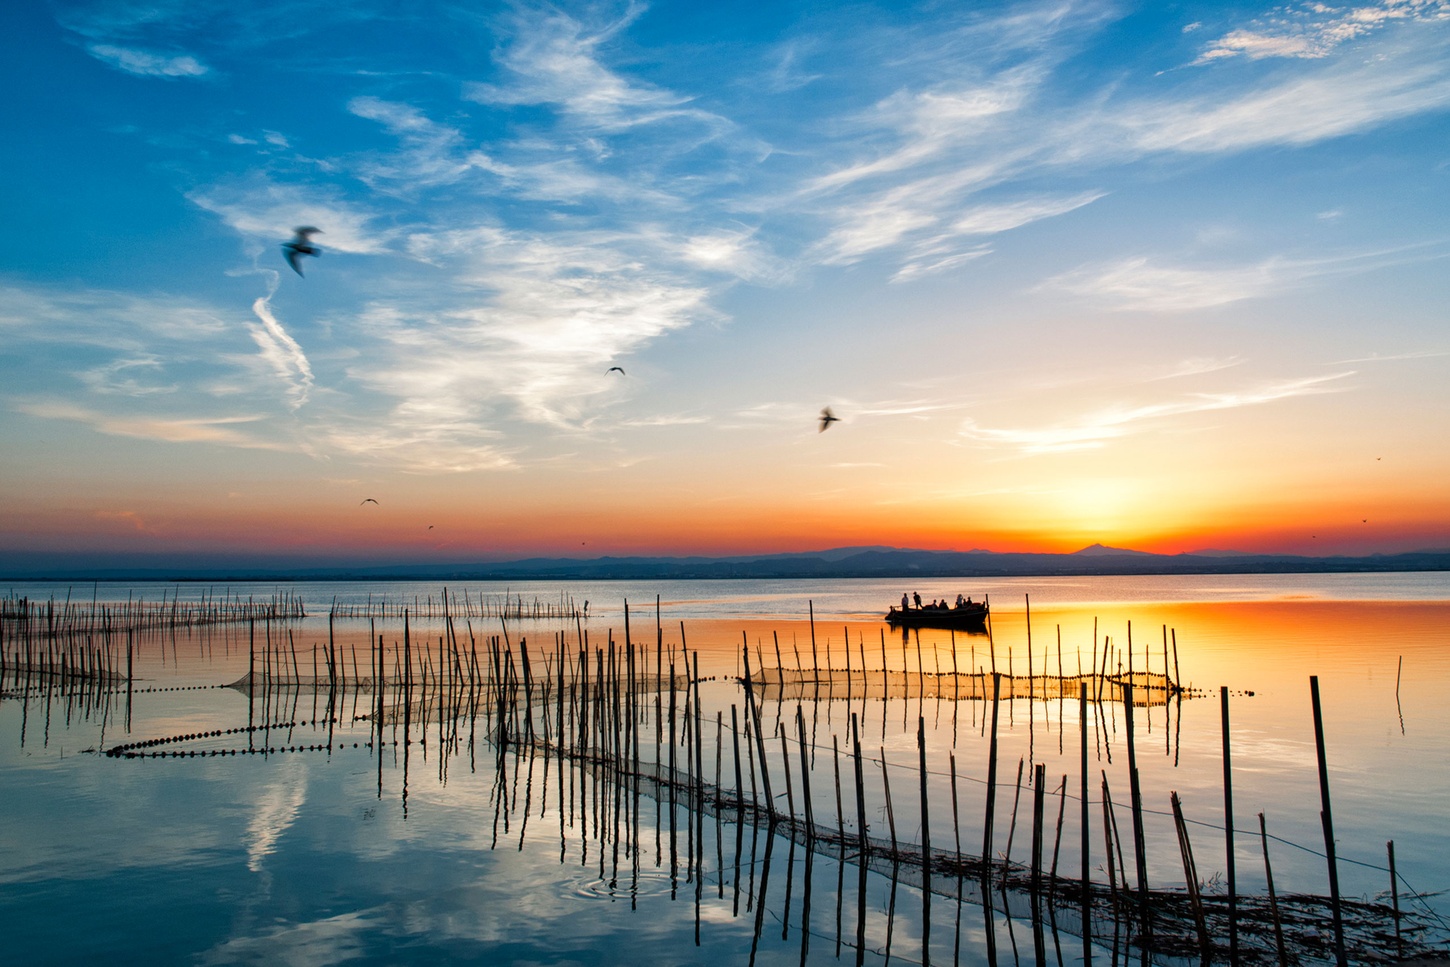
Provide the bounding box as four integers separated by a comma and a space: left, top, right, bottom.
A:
360, 498, 378, 505
819, 407, 840, 432
282, 227, 322, 276
606, 366, 625, 375
428, 525, 434, 530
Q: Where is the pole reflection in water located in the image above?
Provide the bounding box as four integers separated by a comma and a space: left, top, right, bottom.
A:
5, 591, 1448, 967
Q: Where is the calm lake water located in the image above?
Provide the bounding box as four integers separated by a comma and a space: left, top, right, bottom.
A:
3, 573, 1448, 965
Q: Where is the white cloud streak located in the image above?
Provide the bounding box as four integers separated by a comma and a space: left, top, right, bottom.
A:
248, 294, 314, 409
1193, 0, 1450, 65
16, 401, 273, 447
1046, 244, 1448, 311
462, 3, 727, 135
86, 43, 209, 77
959, 372, 1355, 454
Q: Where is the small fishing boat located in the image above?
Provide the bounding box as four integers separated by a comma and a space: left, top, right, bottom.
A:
884, 598, 989, 629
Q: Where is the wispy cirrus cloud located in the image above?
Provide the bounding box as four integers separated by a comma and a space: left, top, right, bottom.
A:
1045, 256, 1288, 311
248, 292, 313, 410
463, 3, 728, 136
1045, 244, 1448, 311
76, 356, 178, 397
1327, 349, 1450, 364
795, 6, 1450, 280
16, 401, 273, 447
346, 97, 476, 190
368, 225, 716, 431
1192, 0, 1450, 65
1150, 356, 1245, 380
959, 372, 1355, 454
188, 178, 390, 256
86, 43, 209, 77
1120, 46, 1450, 153
0, 281, 309, 447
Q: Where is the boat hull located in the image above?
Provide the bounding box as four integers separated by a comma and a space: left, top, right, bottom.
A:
884, 605, 988, 629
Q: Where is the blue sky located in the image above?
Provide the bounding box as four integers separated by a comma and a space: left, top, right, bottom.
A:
3, 0, 1449, 566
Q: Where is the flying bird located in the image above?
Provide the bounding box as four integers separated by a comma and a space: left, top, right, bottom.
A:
282, 227, 322, 276
360, 498, 378, 505
606, 366, 625, 375
819, 407, 840, 432
428, 525, 434, 530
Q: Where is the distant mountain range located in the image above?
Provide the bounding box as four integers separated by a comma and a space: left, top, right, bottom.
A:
5, 543, 1450, 582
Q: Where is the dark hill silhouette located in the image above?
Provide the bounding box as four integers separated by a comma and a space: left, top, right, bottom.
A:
4, 545, 1448, 581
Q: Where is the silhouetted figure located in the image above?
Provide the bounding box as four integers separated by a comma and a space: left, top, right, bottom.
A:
912, 592, 922, 609
282, 227, 322, 276
901, 593, 909, 611
819, 407, 840, 432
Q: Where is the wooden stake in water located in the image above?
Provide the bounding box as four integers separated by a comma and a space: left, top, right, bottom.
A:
743, 644, 774, 818
780, 723, 797, 825
916, 721, 932, 867
1080, 682, 1091, 966
1221, 685, 1238, 961
918, 715, 932, 960
1170, 791, 1210, 958
731, 704, 744, 809
852, 713, 867, 851
1389, 840, 1402, 959
808, 600, 819, 679
1030, 762, 1045, 895
1310, 675, 1348, 967
796, 705, 815, 834
880, 747, 898, 856
1122, 679, 1150, 930
982, 672, 1002, 876
1259, 813, 1288, 967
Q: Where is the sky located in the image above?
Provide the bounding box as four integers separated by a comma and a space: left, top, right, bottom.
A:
2, 0, 1449, 570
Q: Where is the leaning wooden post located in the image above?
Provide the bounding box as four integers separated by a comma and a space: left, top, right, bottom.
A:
1310, 675, 1348, 967
1170, 791, 1210, 957
1221, 685, 1238, 962
1389, 840, 1402, 960
1260, 813, 1288, 967
880, 747, 898, 857
982, 672, 1002, 876
744, 644, 774, 819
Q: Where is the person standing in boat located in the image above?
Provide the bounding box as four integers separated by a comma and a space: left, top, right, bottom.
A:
913, 592, 922, 609
902, 592, 910, 612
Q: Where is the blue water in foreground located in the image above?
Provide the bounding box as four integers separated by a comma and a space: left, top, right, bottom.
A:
3, 573, 1448, 964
